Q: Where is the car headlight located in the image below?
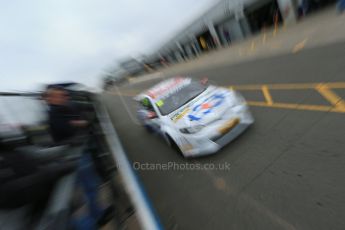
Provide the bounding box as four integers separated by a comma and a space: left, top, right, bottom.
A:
180, 125, 204, 134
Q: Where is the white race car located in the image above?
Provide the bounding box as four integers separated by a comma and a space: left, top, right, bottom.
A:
134, 77, 254, 157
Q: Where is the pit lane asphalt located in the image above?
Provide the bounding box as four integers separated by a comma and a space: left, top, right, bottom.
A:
102, 41, 345, 230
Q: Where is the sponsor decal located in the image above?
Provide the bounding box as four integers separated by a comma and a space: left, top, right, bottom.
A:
218, 118, 240, 134
147, 77, 191, 99
156, 99, 164, 107
171, 107, 190, 123
188, 93, 225, 121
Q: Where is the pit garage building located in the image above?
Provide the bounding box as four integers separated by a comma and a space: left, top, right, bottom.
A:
144, 0, 304, 66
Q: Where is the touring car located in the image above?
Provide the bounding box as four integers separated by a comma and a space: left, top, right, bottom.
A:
134, 77, 254, 157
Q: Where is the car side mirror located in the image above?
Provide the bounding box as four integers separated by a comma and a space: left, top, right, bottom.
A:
200, 77, 208, 85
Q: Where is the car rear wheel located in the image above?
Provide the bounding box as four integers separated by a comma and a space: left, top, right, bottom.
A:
144, 124, 154, 133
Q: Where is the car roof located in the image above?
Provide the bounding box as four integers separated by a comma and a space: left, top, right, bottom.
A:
134, 77, 192, 102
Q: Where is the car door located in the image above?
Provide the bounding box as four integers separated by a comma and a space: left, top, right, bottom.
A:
138, 97, 161, 133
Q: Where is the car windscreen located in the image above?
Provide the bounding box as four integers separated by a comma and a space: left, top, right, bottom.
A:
156, 82, 207, 115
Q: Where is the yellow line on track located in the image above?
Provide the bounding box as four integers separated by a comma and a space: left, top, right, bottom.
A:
261, 85, 273, 105
247, 101, 345, 113
315, 84, 345, 111
325, 82, 345, 88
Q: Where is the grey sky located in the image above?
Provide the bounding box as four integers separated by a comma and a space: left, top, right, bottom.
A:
0, 0, 217, 91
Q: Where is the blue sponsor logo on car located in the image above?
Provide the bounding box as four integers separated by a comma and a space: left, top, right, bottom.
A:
188, 93, 225, 121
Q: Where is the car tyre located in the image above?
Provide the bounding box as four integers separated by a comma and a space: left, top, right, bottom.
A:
166, 135, 183, 156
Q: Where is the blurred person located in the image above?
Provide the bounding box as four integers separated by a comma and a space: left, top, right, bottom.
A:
302, 0, 310, 15
0, 88, 77, 210
223, 29, 231, 44
44, 86, 88, 143
337, 0, 345, 13
44, 86, 115, 229
297, 0, 309, 17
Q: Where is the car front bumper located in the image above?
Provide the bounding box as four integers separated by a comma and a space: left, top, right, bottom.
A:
179, 105, 254, 157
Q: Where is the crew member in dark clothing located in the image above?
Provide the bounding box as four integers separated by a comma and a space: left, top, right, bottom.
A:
44, 86, 114, 229
45, 86, 87, 143
0, 87, 79, 210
